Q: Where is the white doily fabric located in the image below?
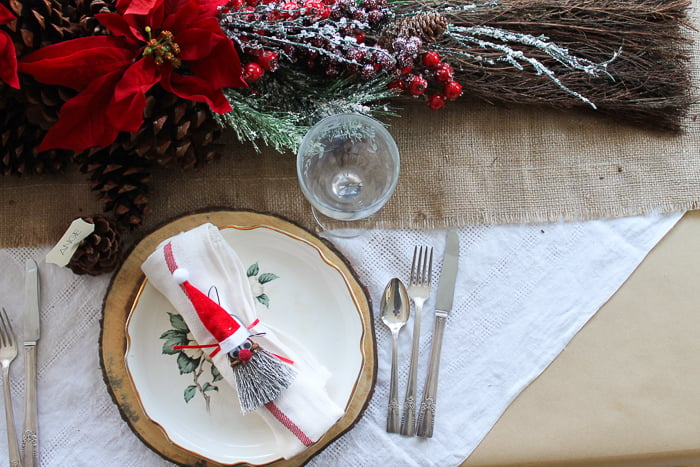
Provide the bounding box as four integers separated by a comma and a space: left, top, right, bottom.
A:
0, 212, 682, 466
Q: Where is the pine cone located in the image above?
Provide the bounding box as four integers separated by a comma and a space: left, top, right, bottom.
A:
78, 146, 154, 229
0, 83, 72, 176
1, 0, 116, 55
66, 215, 122, 275
75, 0, 117, 37
4, 0, 73, 54
379, 12, 448, 49
22, 76, 77, 131
131, 87, 224, 170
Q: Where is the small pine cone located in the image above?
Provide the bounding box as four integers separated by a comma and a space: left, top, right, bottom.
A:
66, 215, 122, 275
78, 146, 154, 229
379, 12, 448, 49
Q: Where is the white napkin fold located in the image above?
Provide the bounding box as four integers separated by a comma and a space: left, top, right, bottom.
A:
141, 223, 344, 459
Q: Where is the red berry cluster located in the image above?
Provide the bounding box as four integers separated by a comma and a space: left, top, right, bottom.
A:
243, 49, 279, 82
389, 51, 463, 110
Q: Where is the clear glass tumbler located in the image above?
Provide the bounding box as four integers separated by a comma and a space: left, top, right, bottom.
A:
296, 114, 400, 235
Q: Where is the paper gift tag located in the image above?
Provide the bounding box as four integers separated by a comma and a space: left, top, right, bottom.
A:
46, 218, 95, 267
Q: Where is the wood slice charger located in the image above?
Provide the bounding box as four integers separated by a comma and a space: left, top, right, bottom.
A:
100, 210, 377, 466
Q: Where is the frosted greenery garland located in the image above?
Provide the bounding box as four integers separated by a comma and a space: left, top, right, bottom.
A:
215, 90, 306, 153
217, 72, 398, 153
222, 10, 396, 68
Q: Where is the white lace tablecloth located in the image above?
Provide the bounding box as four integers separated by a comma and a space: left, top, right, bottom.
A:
0, 212, 682, 466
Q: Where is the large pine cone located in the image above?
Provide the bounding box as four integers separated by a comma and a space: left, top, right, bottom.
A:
78, 145, 154, 229
66, 215, 122, 275
133, 87, 224, 170
0, 83, 72, 176
1, 0, 115, 55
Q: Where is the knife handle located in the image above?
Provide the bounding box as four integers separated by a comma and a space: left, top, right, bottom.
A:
416, 311, 447, 438
399, 306, 420, 436
22, 345, 38, 467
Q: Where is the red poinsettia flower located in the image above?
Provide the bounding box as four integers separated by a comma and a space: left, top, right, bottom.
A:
0, 3, 19, 89
18, 0, 246, 153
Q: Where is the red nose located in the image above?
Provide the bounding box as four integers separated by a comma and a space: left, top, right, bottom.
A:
238, 348, 253, 362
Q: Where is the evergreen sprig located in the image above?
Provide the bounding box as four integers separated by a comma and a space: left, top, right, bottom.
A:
215, 91, 306, 154
218, 68, 400, 154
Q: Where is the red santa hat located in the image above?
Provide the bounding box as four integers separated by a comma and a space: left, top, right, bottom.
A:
165, 244, 250, 355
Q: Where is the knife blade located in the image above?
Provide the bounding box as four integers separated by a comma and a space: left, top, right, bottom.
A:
23, 259, 40, 467
416, 230, 459, 437
435, 230, 459, 313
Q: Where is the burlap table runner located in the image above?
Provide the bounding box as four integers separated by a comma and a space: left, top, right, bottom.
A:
1, 11, 698, 248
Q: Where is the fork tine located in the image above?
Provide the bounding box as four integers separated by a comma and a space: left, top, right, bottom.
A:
426, 247, 433, 286
421, 247, 429, 285
0, 308, 8, 347
410, 246, 418, 285
3, 308, 15, 346
416, 247, 422, 284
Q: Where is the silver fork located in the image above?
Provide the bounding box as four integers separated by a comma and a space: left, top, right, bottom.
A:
399, 246, 433, 436
0, 308, 21, 467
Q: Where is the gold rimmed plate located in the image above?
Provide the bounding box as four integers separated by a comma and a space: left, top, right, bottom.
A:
100, 210, 376, 466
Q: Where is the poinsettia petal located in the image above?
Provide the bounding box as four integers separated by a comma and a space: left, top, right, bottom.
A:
188, 37, 246, 90
176, 27, 217, 61
0, 3, 15, 24
116, 0, 166, 42
19, 36, 134, 90
197, 0, 227, 18
37, 70, 124, 153
115, 0, 132, 13
109, 59, 161, 132
0, 31, 19, 89
160, 67, 231, 113
123, 0, 161, 16
96, 13, 139, 42
162, 0, 197, 31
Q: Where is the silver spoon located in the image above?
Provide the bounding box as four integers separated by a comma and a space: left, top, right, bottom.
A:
380, 277, 409, 433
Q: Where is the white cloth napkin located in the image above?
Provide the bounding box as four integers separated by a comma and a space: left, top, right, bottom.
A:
0, 212, 683, 466
141, 223, 344, 459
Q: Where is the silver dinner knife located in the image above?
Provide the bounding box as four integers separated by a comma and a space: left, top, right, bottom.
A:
416, 230, 459, 437
23, 259, 40, 467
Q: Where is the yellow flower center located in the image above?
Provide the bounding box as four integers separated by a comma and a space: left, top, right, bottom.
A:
142, 26, 182, 68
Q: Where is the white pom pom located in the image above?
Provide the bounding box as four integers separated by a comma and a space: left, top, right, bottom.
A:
172, 268, 190, 284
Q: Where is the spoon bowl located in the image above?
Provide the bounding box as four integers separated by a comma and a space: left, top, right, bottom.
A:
380, 278, 409, 433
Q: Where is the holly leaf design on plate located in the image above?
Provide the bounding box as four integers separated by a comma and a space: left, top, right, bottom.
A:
177, 352, 200, 375
184, 385, 197, 403
202, 382, 218, 393
211, 364, 223, 382
247, 263, 259, 277
160, 329, 188, 355
168, 312, 189, 332
257, 272, 279, 284
256, 293, 270, 308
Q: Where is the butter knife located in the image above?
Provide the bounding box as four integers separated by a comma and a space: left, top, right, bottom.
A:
416, 230, 459, 438
23, 259, 40, 467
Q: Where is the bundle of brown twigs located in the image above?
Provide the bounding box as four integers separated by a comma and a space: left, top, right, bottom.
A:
394, 0, 693, 131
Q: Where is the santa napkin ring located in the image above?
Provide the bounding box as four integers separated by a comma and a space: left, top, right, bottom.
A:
165, 241, 296, 413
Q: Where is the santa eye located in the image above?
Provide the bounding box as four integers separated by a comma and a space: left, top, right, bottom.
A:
243, 341, 252, 350
230, 349, 239, 358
